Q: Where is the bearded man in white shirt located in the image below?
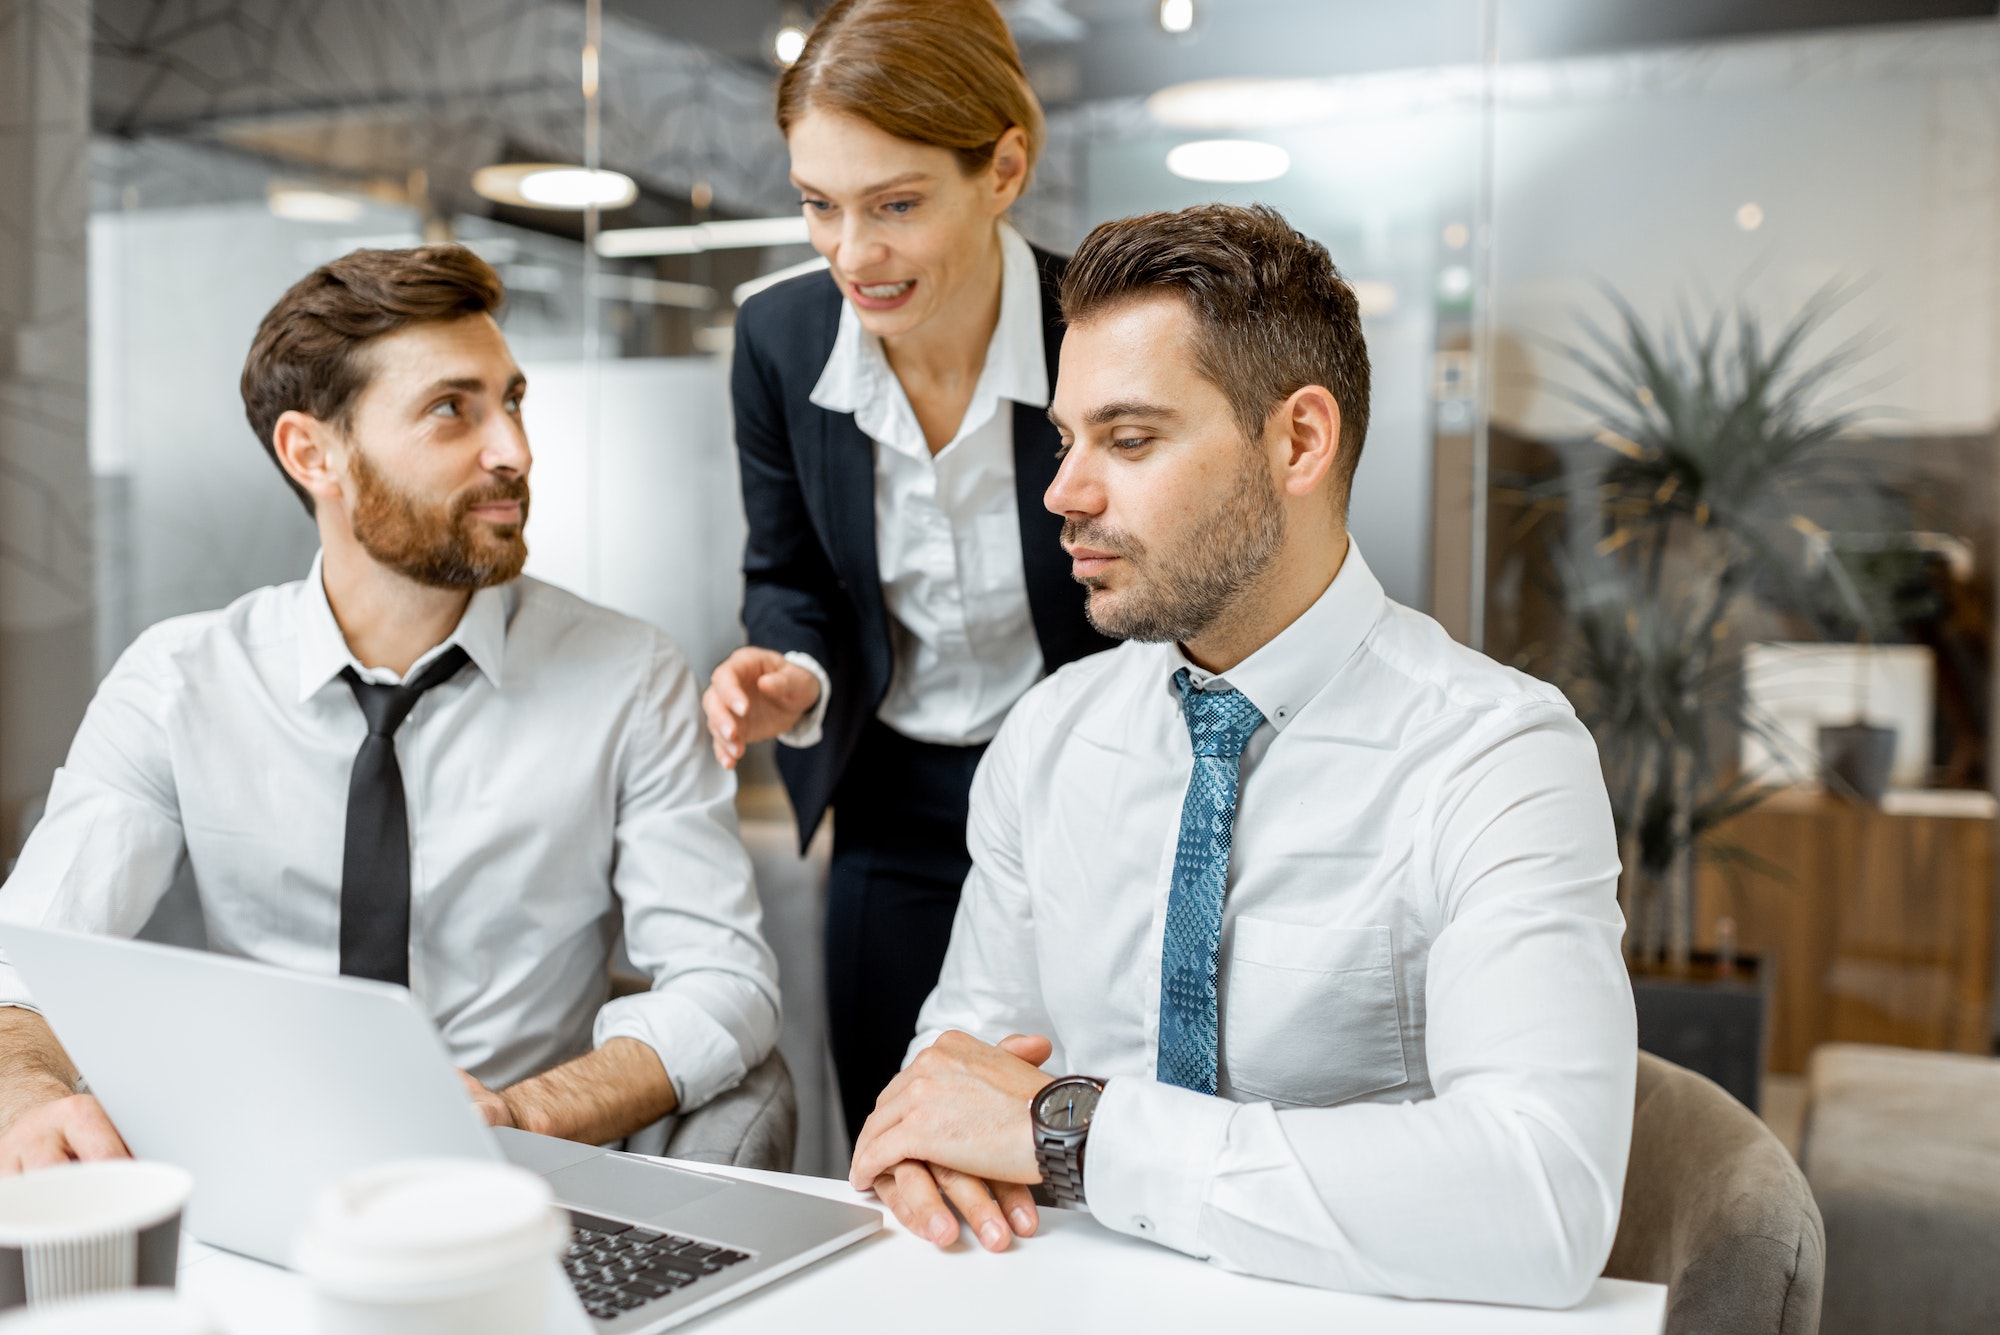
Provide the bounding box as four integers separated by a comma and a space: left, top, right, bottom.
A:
847, 204, 1636, 1308
0, 246, 778, 1172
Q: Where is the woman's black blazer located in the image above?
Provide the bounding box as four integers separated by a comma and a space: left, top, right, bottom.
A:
730, 246, 1117, 849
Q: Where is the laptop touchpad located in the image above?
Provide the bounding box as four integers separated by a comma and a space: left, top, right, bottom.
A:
544, 1155, 730, 1223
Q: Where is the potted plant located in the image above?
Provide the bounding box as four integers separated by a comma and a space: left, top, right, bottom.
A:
1798, 532, 1959, 802
1520, 286, 1885, 1110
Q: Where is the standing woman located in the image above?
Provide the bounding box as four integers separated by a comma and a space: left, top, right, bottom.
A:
702, 0, 1114, 1142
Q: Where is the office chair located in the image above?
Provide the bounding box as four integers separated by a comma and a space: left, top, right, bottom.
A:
608, 968, 799, 1172
1603, 1051, 1825, 1335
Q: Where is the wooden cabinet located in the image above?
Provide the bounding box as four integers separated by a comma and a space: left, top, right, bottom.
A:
1693, 788, 1997, 1074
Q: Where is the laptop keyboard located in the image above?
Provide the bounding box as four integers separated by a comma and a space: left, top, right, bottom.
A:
563, 1209, 752, 1323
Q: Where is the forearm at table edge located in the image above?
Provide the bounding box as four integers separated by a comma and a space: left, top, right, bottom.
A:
0, 1007, 82, 1132
1084, 1078, 1622, 1309
503, 1037, 679, 1145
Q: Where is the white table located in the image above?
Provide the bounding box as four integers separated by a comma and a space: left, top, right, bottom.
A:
179, 1161, 1668, 1334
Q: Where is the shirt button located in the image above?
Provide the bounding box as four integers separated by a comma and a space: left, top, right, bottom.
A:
1132, 1216, 1154, 1234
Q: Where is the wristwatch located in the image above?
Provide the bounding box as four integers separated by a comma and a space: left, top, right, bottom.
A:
1031, 1076, 1104, 1211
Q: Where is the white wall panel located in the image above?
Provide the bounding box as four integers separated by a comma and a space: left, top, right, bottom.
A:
518, 356, 745, 681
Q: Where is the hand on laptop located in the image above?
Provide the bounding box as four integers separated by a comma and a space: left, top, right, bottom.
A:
849, 1032, 1052, 1253
458, 1069, 518, 1129
0, 1008, 130, 1174
0, 1094, 130, 1175
454, 1040, 678, 1146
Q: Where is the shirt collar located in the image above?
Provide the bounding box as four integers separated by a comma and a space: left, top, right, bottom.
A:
1170, 538, 1386, 733
293, 550, 510, 703
808, 222, 1048, 459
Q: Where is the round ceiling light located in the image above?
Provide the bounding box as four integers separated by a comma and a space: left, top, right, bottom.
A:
773, 24, 808, 65
1159, 0, 1194, 33
471, 163, 638, 211
1164, 139, 1291, 184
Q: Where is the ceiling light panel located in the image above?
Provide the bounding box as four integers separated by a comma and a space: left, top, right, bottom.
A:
472, 163, 638, 211
1150, 78, 1346, 131
1164, 139, 1291, 184
266, 184, 367, 223
597, 216, 811, 258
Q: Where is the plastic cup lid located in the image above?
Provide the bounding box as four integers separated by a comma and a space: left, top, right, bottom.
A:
294, 1159, 565, 1299
0, 1161, 192, 1245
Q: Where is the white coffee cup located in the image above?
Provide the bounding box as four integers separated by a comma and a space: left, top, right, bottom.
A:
0, 1291, 216, 1334
0, 1161, 193, 1311
294, 1159, 567, 1335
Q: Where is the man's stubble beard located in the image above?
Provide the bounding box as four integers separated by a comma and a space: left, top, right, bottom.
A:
347, 446, 530, 591
1064, 441, 1286, 644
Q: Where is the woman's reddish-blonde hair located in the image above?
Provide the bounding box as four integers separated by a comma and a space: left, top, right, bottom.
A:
776, 0, 1045, 185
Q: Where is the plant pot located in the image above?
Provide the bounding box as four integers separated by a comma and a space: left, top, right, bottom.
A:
1631, 952, 1771, 1112
1819, 722, 1897, 804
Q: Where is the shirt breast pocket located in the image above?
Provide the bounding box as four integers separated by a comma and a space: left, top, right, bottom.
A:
1221, 917, 1409, 1107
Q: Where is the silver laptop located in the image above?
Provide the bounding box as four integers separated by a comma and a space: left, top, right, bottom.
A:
0, 925, 879, 1331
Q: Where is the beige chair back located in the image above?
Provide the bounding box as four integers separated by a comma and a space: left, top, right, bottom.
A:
1604, 1051, 1824, 1335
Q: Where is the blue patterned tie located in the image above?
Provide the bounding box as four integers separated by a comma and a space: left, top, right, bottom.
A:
1157, 667, 1265, 1095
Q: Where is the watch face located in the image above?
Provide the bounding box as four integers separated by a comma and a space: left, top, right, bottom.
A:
1036, 1080, 1101, 1132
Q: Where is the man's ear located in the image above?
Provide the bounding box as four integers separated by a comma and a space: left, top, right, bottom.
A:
271, 410, 346, 510
1275, 385, 1342, 500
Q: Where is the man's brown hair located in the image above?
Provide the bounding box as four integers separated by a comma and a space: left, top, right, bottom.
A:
776, 0, 1044, 186
1060, 204, 1372, 508
241, 245, 506, 513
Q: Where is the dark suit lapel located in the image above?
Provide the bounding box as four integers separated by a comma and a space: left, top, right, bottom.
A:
797, 286, 886, 630
818, 408, 881, 604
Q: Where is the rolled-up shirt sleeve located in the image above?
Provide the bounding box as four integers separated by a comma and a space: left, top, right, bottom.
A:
0, 631, 190, 1008
593, 635, 781, 1113
1084, 706, 1634, 1309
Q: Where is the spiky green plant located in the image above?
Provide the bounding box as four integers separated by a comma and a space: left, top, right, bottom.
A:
1539, 286, 1882, 970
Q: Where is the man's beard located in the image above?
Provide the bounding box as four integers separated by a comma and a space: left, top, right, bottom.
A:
1063, 444, 1285, 643
347, 448, 530, 591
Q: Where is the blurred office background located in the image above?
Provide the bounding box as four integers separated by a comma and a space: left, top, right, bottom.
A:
4, 2, 2000, 1314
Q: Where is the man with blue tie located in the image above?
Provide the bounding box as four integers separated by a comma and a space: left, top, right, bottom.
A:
846, 204, 1636, 1308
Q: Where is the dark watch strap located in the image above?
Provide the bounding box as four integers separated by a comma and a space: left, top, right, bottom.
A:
1035, 1126, 1089, 1210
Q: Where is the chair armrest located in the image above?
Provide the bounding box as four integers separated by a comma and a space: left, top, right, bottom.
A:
661, 1049, 798, 1172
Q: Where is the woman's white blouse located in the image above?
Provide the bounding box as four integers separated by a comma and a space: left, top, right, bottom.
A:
781, 223, 1048, 749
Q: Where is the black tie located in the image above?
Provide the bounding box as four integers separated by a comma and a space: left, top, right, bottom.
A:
338, 646, 471, 985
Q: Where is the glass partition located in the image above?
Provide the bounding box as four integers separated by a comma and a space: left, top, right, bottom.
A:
75, 0, 2000, 1170
1050, 78, 1485, 613
1477, 17, 2000, 1107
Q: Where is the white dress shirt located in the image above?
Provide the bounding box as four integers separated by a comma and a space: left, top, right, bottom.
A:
783, 222, 1047, 748
911, 541, 1636, 1308
0, 557, 780, 1108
